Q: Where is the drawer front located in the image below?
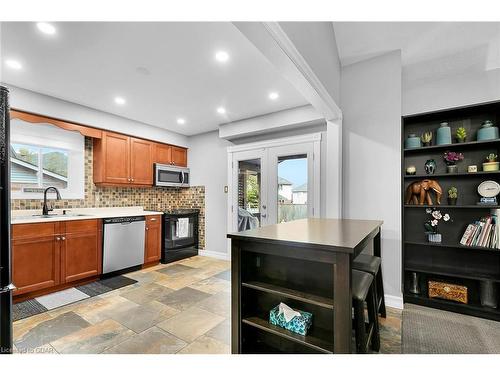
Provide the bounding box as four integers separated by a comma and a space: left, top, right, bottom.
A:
63, 219, 100, 234
146, 215, 162, 226
12, 222, 56, 239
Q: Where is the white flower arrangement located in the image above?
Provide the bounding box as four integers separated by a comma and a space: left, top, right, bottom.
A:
424, 209, 451, 234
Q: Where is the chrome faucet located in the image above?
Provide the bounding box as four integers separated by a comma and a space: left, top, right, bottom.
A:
42, 186, 62, 216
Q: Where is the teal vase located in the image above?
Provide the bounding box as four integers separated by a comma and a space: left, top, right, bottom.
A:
477, 120, 499, 141
436, 122, 452, 145
405, 133, 421, 149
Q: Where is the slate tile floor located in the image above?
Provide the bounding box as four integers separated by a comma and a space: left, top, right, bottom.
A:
13, 256, 402, 354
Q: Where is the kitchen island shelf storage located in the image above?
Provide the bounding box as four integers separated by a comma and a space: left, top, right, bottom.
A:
402, 100, 500, 321
228, 218, 383, 354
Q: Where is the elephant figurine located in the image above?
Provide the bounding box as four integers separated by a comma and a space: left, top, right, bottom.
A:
405, 179, 443, 205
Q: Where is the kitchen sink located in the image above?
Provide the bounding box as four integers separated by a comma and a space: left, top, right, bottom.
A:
31, 213, 90, 218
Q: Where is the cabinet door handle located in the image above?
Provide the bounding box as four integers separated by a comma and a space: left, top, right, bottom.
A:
56, 237, 61, 241
131, 178, 134, 182
146, 226, 149, 231
61, 236, 66, 241
150, 218, 157, 221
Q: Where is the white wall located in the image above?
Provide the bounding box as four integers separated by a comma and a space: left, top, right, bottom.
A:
188, 131, 233, 257
403, 68, 500, 115
341, 51, 403, 308
4, 84, 188, 147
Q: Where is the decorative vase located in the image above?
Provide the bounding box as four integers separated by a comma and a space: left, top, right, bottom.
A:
436, 122, 452, 145
480, 280, 498, 308
405, 133, 421, 149
427, 233, 442, 243
477, 120, 499, 141
424, 159, 436, 175
447, 197, 457, 205
446, 164, 458, 173
482, 161, 500, 172
409, 272, 420, 295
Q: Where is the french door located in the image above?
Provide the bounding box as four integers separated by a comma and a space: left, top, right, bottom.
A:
229, 134, 321, 234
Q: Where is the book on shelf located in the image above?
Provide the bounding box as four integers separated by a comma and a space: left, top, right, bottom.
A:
460, 213, 500, 249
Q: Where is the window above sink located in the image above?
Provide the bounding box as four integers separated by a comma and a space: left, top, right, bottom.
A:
10, 117, 85, 200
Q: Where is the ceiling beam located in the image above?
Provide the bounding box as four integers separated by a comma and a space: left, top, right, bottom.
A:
233, 22, 342, 122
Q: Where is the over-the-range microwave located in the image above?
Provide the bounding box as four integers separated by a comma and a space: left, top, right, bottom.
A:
154, 163, 190, 187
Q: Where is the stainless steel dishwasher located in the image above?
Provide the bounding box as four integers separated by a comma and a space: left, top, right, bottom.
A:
103, 216, 146, 274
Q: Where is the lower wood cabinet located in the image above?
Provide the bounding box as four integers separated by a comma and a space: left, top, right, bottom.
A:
144, 215, 162, 264
60, 220, 102, 284
12, 219, 102, 297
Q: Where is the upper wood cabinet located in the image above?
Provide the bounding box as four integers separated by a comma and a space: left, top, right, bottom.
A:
94, 130, 187, 187
154, 144, 187, 167
94, 131, 153, 186
154, 143, 172, 165
130, 137, 153, 185
171, 146, 188, 167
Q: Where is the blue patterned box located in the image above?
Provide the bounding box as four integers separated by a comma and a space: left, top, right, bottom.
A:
269, 305, 313, 336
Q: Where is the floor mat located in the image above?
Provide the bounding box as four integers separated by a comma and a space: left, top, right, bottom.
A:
402, 303, 500, 353
13, 299, 48, 321
36, 288, 89, 310
14, 276, 138, 322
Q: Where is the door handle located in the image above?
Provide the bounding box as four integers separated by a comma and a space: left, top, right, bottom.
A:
61, 236, 66, 241
56, 237, 61, 241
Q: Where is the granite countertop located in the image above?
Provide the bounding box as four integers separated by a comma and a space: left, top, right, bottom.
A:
11, 206, 163, 224
227, 218, 383, 252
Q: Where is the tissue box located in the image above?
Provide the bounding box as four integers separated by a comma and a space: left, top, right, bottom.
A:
269, 305, 312, 336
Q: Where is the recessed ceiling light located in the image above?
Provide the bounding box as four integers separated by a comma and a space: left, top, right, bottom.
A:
114, 97, 126, 105
36, 22, 56, 35
216, 107, 226, 114
215, 51, 230, 63
177, 118, 186, 125
5, 59, 22, 70
269, 92, 279, 100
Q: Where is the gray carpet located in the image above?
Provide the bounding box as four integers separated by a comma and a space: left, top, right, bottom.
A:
403, 303, 500, 354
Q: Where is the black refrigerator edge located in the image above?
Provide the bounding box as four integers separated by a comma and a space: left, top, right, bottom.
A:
0, 85, 13, 354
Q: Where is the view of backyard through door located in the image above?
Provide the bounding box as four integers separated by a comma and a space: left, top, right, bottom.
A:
230, 134, 320, 233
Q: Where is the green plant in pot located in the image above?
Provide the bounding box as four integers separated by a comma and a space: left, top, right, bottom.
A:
455, 127, 467, 143
421, 131, 433, 147
483, 153, 499, 172
447, 186, 458, 205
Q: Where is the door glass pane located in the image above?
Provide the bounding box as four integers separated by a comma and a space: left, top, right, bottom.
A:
277, 154, 308, 223
238, 159, 261, 231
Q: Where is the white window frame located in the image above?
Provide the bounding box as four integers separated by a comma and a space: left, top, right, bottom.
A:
10, 119, 85, 200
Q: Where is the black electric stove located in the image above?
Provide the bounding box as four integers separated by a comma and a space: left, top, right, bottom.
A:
161, 209, 199, 264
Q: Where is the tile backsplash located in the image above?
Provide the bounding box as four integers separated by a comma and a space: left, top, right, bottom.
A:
11, 138, 206, 249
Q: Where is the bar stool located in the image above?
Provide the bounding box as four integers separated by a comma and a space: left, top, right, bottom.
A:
352, 269, 380, 353
353, 254, 386, 318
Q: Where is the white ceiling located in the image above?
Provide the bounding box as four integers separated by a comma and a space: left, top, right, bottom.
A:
333, 22, 500, 67
1, 22, 308, 136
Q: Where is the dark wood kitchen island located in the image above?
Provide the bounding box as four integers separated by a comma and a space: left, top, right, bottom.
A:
227, 218, 383, 354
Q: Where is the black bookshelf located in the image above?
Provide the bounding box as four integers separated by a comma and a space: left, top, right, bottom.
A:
402, 100, 500, 321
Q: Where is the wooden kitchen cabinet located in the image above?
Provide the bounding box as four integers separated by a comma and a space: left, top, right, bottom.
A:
154, 143, 172, 165
12, 219, 102, 297
171, 146, 187, 167
12, 222, 60, 296
130, 137, 153, 185
154, 143, 187, 167
94, 131, 130, 185
94, 131, 153, 186
144, 215, 162, 265
60, 220, 102, 284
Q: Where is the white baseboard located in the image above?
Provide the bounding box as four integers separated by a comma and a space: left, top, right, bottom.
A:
198, 249, 230, 260
385, 294, 403, 309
